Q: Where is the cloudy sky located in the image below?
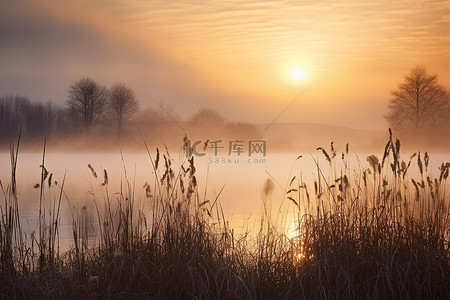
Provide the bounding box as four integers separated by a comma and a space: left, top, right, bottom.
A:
1, 0, 450, 129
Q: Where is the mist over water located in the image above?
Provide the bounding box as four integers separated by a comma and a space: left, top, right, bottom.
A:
2, 138, 449, 249
1, 1, 449, 297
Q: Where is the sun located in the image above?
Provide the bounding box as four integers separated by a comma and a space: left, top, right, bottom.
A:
292, 67, 306, 80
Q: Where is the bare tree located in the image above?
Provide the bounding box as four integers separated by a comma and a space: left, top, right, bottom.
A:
0, 95, 60, 139
386, 65, 450, 134
188, 108, 226, 128
67, 78, 107, 132
0, 95, 29, 138
106, 83, 140, 134
24, 101, 59, 138
141, 101, 181, 124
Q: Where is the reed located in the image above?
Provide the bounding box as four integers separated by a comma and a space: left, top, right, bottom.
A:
0, 131, 448, 299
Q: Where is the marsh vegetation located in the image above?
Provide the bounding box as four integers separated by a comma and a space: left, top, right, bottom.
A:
0, 131, 449, 299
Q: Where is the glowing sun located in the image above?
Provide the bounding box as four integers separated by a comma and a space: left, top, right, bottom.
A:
292, 67, 306, 80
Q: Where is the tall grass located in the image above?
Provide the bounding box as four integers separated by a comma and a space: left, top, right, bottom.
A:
285, 130, 449, 298
0, 131, 449, 299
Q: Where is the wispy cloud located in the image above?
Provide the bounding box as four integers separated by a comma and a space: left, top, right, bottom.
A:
1, 0, 449, 129
90, 0, 450, 72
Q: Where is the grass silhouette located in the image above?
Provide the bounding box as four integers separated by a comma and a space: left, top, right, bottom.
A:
1, 131, 448, 298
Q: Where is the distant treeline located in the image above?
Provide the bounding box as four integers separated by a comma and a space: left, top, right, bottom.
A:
0, 95, 66, 140
0, 78, 261, 149
3, 65, 450, 150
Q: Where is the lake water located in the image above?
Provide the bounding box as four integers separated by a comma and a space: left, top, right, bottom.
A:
1, 148, 449, 249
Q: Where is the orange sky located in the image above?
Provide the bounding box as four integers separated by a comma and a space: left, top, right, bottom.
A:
1, 0, 450, 129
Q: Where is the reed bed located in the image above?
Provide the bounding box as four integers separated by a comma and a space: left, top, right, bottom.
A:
0, 131, 449, 299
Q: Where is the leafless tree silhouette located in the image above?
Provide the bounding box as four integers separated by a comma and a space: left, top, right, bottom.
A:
188, 108, 226, 128
0, 95, 59, 139
106, 83, 140, 134
67, 78, 107, 132
386, 65, 450, 135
